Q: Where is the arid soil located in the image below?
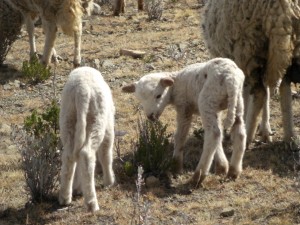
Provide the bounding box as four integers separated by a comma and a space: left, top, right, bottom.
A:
1, 1, 300, 224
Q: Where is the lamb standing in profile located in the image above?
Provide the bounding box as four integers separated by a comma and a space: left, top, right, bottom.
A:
202, 0, 300, 145
122, 58, 246, 186
59, 67, 115, 212
4, 0, 94, 67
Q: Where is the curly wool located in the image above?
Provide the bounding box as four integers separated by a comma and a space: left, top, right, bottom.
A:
202, 0, 300, 89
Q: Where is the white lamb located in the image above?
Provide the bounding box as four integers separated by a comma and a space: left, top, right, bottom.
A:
59, 66, 115, 212
122, 58, 246, 186
4, 0, 94, 67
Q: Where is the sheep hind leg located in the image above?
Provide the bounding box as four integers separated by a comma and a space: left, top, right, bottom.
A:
227, 114, 246, 180
79, 144, 99, 213
59, 148, 77, 206
280, 76, 295, 142
214, 143, 229, 176
97, 129, 115, 186
245, 85, 265, 146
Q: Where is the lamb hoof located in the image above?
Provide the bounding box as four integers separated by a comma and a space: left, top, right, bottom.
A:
187, 171, 205, 189
86, 200, 99, 213
171, 158, 183, 175
226, 166, 241, 180
215, 163, 229, 175
59, 194, 72, 206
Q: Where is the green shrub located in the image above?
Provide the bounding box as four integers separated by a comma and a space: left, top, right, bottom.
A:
130, 116, 172, 176
22, 55, 51, 84
12, 100, 61, 202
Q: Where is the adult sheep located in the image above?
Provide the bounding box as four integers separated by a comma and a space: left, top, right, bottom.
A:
59, 67, 115, 212
202, 0, 300, 145
122, 58, 246, 186
4, 0, 94, 67
113, 0, 143, 16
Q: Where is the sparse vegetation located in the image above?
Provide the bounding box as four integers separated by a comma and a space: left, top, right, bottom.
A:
22, 55, 51, 84
12, 101, 61, 203
0, 1, 23, 65
131, 116, 173, 177
145, 0, 164, 20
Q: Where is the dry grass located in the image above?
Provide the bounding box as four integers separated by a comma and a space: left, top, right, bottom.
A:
1, 0, 300, 224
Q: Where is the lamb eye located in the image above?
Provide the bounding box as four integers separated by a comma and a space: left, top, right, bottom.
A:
156, 94, 162, 99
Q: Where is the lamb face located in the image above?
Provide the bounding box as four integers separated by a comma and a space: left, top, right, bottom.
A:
123, 73, 174, 121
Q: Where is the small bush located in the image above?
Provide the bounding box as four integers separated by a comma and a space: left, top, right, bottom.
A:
0, 1, 23, 65
145, 0, 164, 21
130, 116, 172, 176
12, 101, 61, 202
22, 55, 51, 84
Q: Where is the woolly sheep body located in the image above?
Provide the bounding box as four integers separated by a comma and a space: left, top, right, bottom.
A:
122, 58, 246, 186
4, 0, 93, 66
59, 67, 115, 212
202, 0, 300, 144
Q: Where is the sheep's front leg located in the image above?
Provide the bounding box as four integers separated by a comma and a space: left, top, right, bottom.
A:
173, 108, 193, 174
245, 84, 265, 146
24, 15, 37, 60
280, 76, 294, 142
191, 112, 223, 187
258, 86, 273, 143
73, 27, 82, 67
41, 20, 57, 66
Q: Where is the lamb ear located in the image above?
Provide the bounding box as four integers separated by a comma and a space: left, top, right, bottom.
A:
122, 83, 136, 93
160, 77, 174, 87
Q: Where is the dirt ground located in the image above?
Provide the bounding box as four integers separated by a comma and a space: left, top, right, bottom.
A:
1, 1, 300, 224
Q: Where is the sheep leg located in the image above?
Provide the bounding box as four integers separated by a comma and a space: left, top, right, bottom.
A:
41, 20, 57, 66
138, 0, 143, 11
258, 86, 273, 143
280, 76, 294, 142
97, 128, 115, 186
73, 28, 82, 67
72, 166, 82, 196
214, 125, 229, 175
227, 111, 246, 180
245, 85, 265, 146
191, 112, 223, 187
113, 0, 125, 16
173, 108, 193, 174
24, 15, 37, 60
79, 144, 99, 212
59, 149, 77, 206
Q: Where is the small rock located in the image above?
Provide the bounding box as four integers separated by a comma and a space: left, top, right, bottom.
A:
102, 60, 114, 69
3, 84, 11, 90
0, 123, 11, 136
14, 80, 20, 88
120, 49, 146, 59
220, 207, 235, 217
145, 176, 160, 188
93, 58, 101, 70
145, 64, 155, 71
